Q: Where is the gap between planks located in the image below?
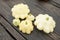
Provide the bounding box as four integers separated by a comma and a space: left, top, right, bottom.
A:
0, 0, 60, 39
0, 0, 53, 40
0, 24, 14, 40
0, 15, 26, 40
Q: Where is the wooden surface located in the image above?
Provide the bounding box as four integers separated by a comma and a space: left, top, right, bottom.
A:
0, 0, 60, 40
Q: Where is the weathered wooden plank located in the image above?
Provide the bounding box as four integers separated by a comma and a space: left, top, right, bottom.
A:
0, 16, 25, 40
0, 1, 45, 40
47, 32, 60, 40
0, 24, 14, 40
27, 0, 60, 34
38, 1, 60, 34
24, 0, 60, 39
52, 0, 60, 4
49, 0, 60, 8
24, 0, 60, 40
0, 0, 53, 40
0, 0, 60, 40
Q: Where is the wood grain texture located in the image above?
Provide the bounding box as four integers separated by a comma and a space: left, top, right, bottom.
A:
0, 1, 52, 40
52, 0, 60, 4
26, 0, 60, 34
0, 0, 60, 40
49, 0, 60, 8
0, 16, 25, 40
0, 25, 14, 40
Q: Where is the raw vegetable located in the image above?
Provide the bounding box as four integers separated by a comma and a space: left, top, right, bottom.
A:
34, 14, 56, 33
11, 3, 30, 19
19, 19, 34, 34
13, 19, 20, 26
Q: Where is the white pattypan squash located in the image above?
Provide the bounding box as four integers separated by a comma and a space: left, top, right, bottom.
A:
34, 14, 56, 33
19, 19, 34, 34
11, 3, 30, 19
13, 18, 20, 26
